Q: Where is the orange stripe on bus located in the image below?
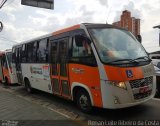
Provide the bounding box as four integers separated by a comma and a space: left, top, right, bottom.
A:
2, 67, 11, 84
52, 24, 80, 35
104, 65, 144, 81
69, 64, 103, 108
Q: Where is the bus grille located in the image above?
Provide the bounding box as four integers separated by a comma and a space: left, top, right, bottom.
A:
133, 90, 152, 100
129, 76, 153, 89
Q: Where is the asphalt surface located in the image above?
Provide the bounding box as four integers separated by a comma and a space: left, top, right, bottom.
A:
0, 84, 82, 126
0, 90, 67, 120
0, 83, 160, 126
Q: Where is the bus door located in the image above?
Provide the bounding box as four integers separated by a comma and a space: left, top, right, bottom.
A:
15, 47, 23, 84
1, 54, 10, 83
51, 38, 71, 98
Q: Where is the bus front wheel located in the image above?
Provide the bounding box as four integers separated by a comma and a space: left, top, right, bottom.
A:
25, 79, 33, 93
76, 89, 92, 113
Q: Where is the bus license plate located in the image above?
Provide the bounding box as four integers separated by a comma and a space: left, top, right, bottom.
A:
139, 86, 149, 93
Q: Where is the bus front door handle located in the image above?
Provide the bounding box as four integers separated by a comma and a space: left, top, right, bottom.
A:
72, 68, 84, 73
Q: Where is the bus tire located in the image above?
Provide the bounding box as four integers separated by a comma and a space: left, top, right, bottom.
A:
155, 88, 160, 98
24, 79, 33, 93
76, 89, 92, 113
3, 77, 8, 85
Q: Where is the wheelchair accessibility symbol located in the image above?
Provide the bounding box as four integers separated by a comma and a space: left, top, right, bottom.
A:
126, 70, 133, 78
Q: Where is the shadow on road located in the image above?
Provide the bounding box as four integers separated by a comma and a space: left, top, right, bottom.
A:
91, 105, 149, 120
22, 88, 152, 120
1, 83, 159, 120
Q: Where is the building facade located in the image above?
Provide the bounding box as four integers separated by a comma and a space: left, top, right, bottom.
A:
113, 10, 140, 37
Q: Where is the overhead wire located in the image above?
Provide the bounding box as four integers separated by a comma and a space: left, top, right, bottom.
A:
0, 0, 7, 9
1, 0, 16, 8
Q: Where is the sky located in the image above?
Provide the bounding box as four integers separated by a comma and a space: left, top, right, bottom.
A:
0, 0, 159, 52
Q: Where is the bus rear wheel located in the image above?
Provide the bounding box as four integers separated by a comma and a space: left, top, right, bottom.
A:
3, 77, 8, 86
76, 89, 92, 113
25, 79, 33, 93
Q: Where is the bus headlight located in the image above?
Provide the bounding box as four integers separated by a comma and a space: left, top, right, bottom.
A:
108, 81, 127, 90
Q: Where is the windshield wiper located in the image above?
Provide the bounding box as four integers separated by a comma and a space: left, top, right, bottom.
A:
107, 58, 138, 64
106, 56, 151, 64
133, 56, 152, 62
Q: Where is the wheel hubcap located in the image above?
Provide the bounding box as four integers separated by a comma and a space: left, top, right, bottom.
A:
79, 95, 88, 109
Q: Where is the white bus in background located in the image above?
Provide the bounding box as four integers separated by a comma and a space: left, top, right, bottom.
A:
0, 49, 17, 84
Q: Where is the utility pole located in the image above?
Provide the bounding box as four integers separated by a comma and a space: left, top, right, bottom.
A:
0, 21, 3, 32
153, 25, 160, 46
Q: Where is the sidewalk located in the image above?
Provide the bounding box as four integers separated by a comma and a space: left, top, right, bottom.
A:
0, 86, 80, 126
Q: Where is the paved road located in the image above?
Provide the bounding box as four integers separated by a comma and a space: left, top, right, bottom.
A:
0, 85, 80, 126
0, 90, 67, 120
0, 83, 160, 125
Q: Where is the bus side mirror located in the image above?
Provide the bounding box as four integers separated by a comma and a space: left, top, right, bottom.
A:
137, 35, 142, 43
75, 35, 91, 47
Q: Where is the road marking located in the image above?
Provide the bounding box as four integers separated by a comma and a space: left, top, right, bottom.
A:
15, 94, 77, 120
47, 107, 72, 119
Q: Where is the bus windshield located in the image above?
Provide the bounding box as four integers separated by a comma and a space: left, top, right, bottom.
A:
89, 28, 148, 64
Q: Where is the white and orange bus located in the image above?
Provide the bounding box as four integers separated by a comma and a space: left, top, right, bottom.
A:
0, 50, 17, 84
12, 23, 156, 112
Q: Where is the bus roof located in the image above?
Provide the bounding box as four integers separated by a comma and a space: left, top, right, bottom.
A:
13, 33, 52, 47
52, 24, 80, 35
5, 49, 12, 53
13, 24, 81, 47
12, 23, 127, 47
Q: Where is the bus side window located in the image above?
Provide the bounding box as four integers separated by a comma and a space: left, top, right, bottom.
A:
33, 42, 37, 62
19, 47, 22, 63
26, 43, 34, 63
15, 48, 19, 63
37, 39, 48, 63
22, 44, 26, 63
12, 47, 16, 63
71, 35, 97, 66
